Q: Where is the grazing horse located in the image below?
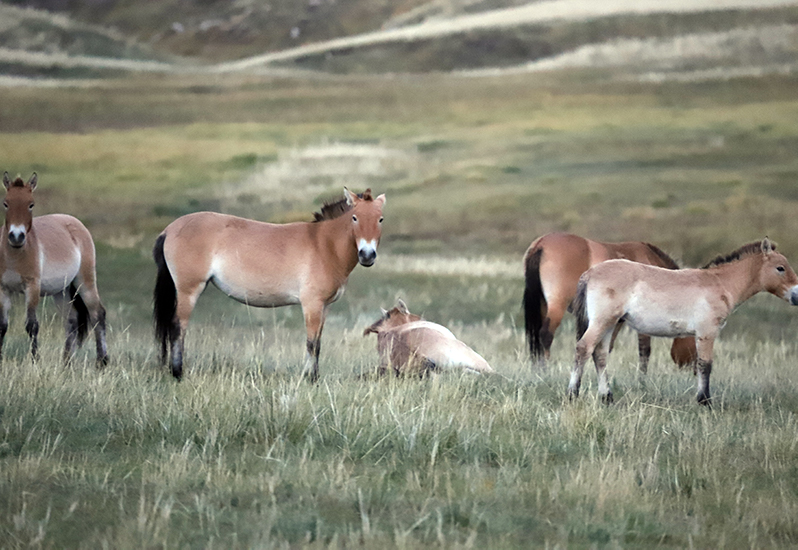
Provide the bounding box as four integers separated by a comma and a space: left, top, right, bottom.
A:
569, 238, 798, 406
153, 188, 385, 381
523, 232, 696, 370
1, 172, 108, 364
364, 299, 493, 376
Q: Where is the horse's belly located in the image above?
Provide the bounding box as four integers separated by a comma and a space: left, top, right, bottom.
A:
39, 255, 81, 295
624, 305, 696, 338
210, 276, 300, 308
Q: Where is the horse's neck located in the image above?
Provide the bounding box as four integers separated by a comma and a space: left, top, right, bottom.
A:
708, 255, 764, 306
317, 216, 358, 276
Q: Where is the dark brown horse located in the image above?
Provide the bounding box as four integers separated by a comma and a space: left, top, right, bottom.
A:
523, 232, 696, 371
154, 188, 385, 381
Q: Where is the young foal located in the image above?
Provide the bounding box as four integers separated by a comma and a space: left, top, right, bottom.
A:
569, 239, 798, 405
523, 232, 696, 370
154, 188, 385, 381
363, 299, 493, 376
1, 173, 108, 364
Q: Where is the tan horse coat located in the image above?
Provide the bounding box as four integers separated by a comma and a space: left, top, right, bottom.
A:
1, 172, 107, 364
154, 188, 385, 380
523, 232, 696, 370
364, 300, 493, 376
569, 239, 798, 405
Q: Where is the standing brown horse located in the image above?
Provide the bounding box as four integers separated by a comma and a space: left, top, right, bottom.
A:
1, 172, 108, 364
153, 188, 385, 381
523, 232, 696, 370
569, 239, 798, 406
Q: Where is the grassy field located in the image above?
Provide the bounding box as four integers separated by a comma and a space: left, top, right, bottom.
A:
2, 69, 798, 547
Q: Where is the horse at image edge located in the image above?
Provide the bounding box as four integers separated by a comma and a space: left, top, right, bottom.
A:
0, 172, 108, 365
569, 238, 798, 406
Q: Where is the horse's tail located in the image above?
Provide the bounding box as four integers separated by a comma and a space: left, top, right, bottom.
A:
153, 233, 178, 363
68, 283, 90, 347
572, 275, 590, 341
523, 247, 546, 361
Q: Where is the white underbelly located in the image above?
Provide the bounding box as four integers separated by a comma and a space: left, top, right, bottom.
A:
210, 275, 301, 308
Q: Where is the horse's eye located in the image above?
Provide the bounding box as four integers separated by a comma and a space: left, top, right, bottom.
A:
379, 217, 384, 224
777, 266, 786, 273
352, 215, 358, 222
28, 203, 34, 210
2, 202, 6, 209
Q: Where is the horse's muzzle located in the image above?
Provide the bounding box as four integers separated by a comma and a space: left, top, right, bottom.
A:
358, 249, 377, 267
7, 232, 25, 248
790, 286, 798, 305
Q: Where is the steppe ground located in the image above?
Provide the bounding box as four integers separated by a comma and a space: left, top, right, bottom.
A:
3, 26, 798, 549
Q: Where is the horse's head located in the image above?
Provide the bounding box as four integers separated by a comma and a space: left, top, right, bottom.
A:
363, 299, 422, 335
345, 188, 385, 267
759, 238, 798, 305
2, 172, 36, 249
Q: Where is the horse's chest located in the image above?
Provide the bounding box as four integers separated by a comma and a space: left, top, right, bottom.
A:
1, 269, 27, 293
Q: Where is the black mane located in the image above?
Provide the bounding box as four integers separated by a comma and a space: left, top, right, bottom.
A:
702, 240, 773, 269
644, 242, 680, 270
312, 189, 373, 222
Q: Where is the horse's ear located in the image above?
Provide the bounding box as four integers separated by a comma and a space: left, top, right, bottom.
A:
374, 193, 386, 207
380, 307, 388, 316
27, 172, 37, 191
396, 299, 409, 314
2, 172, 9, 190
762, 237, 773, 255
344, 187, 357, 206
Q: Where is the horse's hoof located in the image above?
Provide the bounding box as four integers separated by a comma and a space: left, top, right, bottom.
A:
697, 394, 712, 407
567, 388, 579, 401
601, 392, 614, 405
97, 356, 109, 369
304, 372, 319, 384
171, 366, 183, 381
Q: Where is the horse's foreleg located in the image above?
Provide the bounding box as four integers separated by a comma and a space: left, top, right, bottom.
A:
0, 293, 9, 361
302, 302, 327, 383
24, 286, 40, 361
695, 336, 715, 407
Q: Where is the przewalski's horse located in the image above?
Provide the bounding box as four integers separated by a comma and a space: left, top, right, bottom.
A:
569, 238, 798, 406
363, 299, 493, 376
1, 172, 108, 364
523, 232, 696, 371
153, 188, 385, 381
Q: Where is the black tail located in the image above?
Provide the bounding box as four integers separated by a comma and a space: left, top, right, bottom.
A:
153, 233, 178, 363
68, 283, 89, 347
523, 247, 546, 361
572, 275, 589, 341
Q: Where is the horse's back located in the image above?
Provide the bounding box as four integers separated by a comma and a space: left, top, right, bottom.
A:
34, 214, 95, 294
388, 321, 493, 373
161, 211, 312, 308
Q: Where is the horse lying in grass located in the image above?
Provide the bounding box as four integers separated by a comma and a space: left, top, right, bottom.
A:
154, 188, 385, 381
364, 299, 493, 376
569, 238, 798, 406
1, 172, 108, 365
523, 232, 696, 370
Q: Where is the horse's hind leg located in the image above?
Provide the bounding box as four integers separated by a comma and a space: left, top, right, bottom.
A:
637, 333, 652, 375
593, 331, 615, 404
695, 336, 715, 407
170, 282, 205, 380
53, 292, 79, 362
569, 318, 616, 401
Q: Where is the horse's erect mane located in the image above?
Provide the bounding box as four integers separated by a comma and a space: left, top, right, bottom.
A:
644, 242, 680, 270
313, 189, 373, 222
701, 240, 774, 269
10, 177, 25, 188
